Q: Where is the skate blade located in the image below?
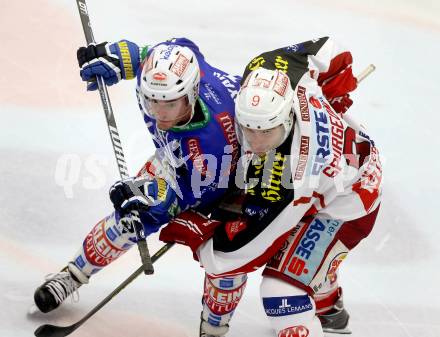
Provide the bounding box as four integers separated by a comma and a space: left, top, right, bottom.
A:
28, 304, 40, 315
324, 327, 352, 334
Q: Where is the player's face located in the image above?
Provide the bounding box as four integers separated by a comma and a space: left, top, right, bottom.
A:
242, 125, 285, 156
145, 96, 192, 130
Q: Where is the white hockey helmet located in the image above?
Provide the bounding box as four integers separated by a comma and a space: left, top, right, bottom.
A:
139, 44, 200, 118
235, 68, 294, 144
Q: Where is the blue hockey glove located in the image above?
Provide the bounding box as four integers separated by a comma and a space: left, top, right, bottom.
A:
77, 40, 140, 90
109, 176, 180, 235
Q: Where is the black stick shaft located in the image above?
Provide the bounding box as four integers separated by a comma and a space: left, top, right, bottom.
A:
34, 243, 175, 337
75, 0, 154, 274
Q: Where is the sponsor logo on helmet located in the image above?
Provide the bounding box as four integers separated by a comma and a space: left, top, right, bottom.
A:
253, 77, 271, 88
153, 72, 167, 81
278, 325, 310, 337
274, 72, 289, 97
160, 44, 177, 60
149, 81, 167, 87
171, 54, 190, 78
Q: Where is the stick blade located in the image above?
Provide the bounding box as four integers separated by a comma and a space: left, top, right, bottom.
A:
34, 323, 76, 337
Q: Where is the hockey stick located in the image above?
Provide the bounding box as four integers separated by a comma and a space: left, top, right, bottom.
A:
357, 64, 376, 84
75, 0, 154, 275
34, 242, 175, 337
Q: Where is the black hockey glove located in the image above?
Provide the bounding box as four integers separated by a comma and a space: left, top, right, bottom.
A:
77, 42, 122, 90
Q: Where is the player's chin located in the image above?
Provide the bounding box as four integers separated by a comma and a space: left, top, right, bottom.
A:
252, 147, 272, 156
156, 120, 176, 130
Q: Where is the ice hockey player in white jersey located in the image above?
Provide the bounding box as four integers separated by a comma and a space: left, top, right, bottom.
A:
160, 37, 382, 337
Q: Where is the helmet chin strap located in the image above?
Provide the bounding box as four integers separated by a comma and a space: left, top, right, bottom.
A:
280, 112, 295, 144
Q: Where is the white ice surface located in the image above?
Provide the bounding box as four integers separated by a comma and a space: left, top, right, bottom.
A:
1, 0, 439, 336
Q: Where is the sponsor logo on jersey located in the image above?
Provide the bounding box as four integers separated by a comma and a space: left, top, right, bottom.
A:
278, 325, 310, 337
284, 43, 304, 52
248, 56, 266, 71
117, 41, 135, 79
215, 112, 240, 173
312, 109, 330, 175
74, 255, 86, 268
267, 225, 302, 269
204, 277, 246, 315
297, 86, 310, 122
171, 53, 189, 78
325, 252, 347, 285
225, 219, 247, 241
247, 152, 287, 202
156, 178, 168, 201
203, 83, 222, 104
309, 96, 322, 109
287, 218, 326, 276
275, 55, 289, 73
83, 219, 126, 267
263, 295, 313, 317
322, 102, 345, 178
294, 136, 309, 180
152, 72, 167, 81
219, 279, 234, 289
352, 145, 382, 212
187, 138, 210, 177
213, 72, 239, 100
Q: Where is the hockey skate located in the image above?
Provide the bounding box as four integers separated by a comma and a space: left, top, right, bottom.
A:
33, 262, 88, 313
319, 297, 351, 335
199, 314, 229, 337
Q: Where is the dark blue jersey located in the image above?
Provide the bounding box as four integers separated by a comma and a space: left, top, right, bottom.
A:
131, 38, 241, 216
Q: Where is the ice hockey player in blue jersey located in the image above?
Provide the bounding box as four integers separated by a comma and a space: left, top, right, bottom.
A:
33, 37, 241, 314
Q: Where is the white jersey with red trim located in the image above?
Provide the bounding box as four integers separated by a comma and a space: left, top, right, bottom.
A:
197, 37, 382, 277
